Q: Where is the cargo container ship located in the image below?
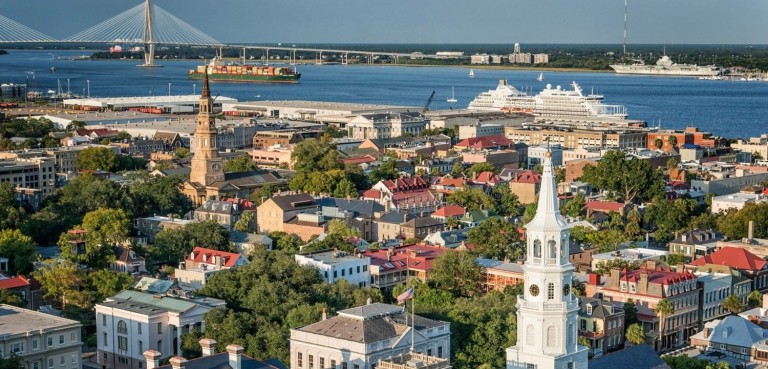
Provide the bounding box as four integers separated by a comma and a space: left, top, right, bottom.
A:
188, 57, 300, 83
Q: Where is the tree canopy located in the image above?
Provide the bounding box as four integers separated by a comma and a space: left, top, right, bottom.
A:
467, 217, 524, 260
0, 229, 37, 275
717, 202, 768, 239
447, 187, 496, 212
579, 150, 665, 203
76, 147, 118, 172
149, 220, 232, 267
430, 251, 482, 297
224, 154, 258, 173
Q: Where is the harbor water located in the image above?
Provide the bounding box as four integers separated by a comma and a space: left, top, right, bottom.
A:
1, 50, 767, 139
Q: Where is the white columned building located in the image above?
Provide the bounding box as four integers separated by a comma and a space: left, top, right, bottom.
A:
506, 150, 588, 369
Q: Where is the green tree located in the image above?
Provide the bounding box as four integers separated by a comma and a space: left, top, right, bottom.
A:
332, 178, 358, 198
668, 135, 678, 147
447, 187, 496, 212
451, 162, 465, 177
467, 217, 523, 260
150, 220, 231, 266
58, 208, 130, 268
0, 182, 27, 230
561, 194, 586, 217
0, 289, 26, 307
654, 138, 663, 150
224, 154, 258, 173
327, 219, 361, 238
655, 298, 674, 349
181, 328, 204, 359
76, 147, 118, 171
493, 185, 522, 217
268, 232, 303, 252
369, 158, 399, 183
129, 173, 192, 218
717, 202, 768, 239
624, 299, 639, 327
0, 353, 24, 369
722, 295, 743, 314
625, 323, 646, 345
174, 147, 191, 159
625, 208, 643, 240
578, 336, 591, 348
522, 202, 538, 224
748, 290, 763, 309
467, 162, 498, 177
579, 150, 665, 203
251, 183, 282, 204
88, 269, 134, 302
115, 131, 132, 141
0, 229, 37, 275
645, 198, 699, 242
291, 138, 343, 173
185, 220, 232, 251
431, 251, 482, 297
593, 259, 640, 276
234, 211, 255, 232
666, 253, 687, 266
31, 259, 88, 308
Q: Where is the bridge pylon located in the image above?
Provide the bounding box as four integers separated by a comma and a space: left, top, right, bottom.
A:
138, 0, 161, 67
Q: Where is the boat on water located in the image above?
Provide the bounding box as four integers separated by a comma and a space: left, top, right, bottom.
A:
469, 69, 474, 78
610, 55, 721, 77
467, 79, 628, 119
188, 57, 301, 83
537, 72, 543, 81
447, 86, 457, 103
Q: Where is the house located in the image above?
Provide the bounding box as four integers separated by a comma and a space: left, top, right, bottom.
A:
400, 216, 445, 240
472, 171, 505, 187
149, 340, 285, 369
283, 212, 330, 241
476, 258, 524, 292
0, 304, 83, 369
112, 247, 147, 276
711, 191, 766, 213
315, 197, 385, 242
372, 211, 411, 242
577, 297, 625, 358
347, 112, 429, 140
414, 158, 457, 175
462, 150, 520, 169
423, 229, 469, 249
693, 264, 752, 324
290, 303, 450, 369
175, 247, 249, 289
667, 229, 722, 262
256, 193, 318, 234
590, 248, 668, 271
585, 201, 627, 224
75, 128, 120, 140
362, 244, 451, 289
431, 176, 476, 196
60, 135, 91, 147
294, 249, 371, 287
96, 290, 225, 369
0, 274, 32, 309
229, 232, 272, 254
690, 246, 768, 292
592, 261, 700, 352
430, 205, 466, 222
453, 135, 513, 151
362, 176, 439, 213
459, 209, 499, 228
134, 216, 194, 245
690, 314, 768, 364
508, 170, 541, 204
153, 132, 185, 151
193, 199, 246, 231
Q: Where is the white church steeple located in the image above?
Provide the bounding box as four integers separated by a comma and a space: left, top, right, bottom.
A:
506, 149, 588, 369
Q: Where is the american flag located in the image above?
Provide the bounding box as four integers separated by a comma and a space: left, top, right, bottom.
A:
397, 287, 414, 305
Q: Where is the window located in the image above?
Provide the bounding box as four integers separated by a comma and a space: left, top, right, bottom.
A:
297, 353, 303, 368
137, 324, 142, 334
742, 348, 748, 354
102, 315, 107, 326
48, 336, 53, 347
427, 349, 432, 356
48, 359, 54, 369
319, 357, 324, 369
33, 339, 39, 350
567, 362, 574, 369
118, 357, 128, 365
331, 360, 336, 369
548, 283, 555, 300
342, 362, 348, 369
11, 343, 24, 354
548, 240, 557, 258
157, 341, 162, 351
117, 320, 127, 334
60, 356, 65, 367
438, 346, 443, 358
139, 341, 143, 353
70, 333, 76, 342
34, 362, 40, 369
59, 335, 64, 345
118, 336, 128, 351
71, 354, 77, 365
354, 365, 360, 369
533, 240, 541, 258
527, 364, 536, 369
157, 322, 162, 334
309, 354, 314, 369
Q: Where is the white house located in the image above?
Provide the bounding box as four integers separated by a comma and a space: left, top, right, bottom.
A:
95, 290, 225, 369
294, 250, 370, 287
290, 303, 451, 369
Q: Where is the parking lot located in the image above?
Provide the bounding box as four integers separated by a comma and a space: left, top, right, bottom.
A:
666, 347, 766, 369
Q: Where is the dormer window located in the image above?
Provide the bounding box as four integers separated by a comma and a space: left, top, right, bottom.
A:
630, 284, 636, 293
620, 282, 627, 292
586, 305, 592, 314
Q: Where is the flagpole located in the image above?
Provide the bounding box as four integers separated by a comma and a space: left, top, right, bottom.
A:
410, 296, 415, 353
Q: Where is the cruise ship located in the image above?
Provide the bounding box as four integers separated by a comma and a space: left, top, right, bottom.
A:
610, 55, 721, 77
467, 80, 628, 119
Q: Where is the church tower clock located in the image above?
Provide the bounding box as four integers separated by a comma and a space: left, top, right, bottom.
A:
505, 150, 588, 369
189, 71, 225, 186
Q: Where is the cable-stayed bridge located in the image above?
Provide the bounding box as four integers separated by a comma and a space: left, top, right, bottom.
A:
0, 0, 449, 67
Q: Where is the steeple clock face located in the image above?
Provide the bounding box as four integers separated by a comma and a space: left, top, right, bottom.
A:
211, 163, 221, 171
529, 284, 540, 297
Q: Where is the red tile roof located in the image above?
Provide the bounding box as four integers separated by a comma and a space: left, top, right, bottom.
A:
618, 266, 696, 286
510, 170, 541, 184
362, 189, 382, 199
454, 135, 512, 150
75, 128, 119, 137
585, 201, 625, 213
341, 155, 377, 165
475, 171, 503, 184
689, 246, 767, 271
432, 205, 466, 218
187, 247, 243, 268
362, 244, 451, 273
0, 274, 30, 289
380, 176, 429, 192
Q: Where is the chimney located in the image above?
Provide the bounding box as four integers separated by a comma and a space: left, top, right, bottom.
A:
645, 260, 657, 270
143, 350, 161, 369
199, 338, 217, 357
169, 356, 186, 369
749, 221, 755, 241
639, 272, 648, 295
226, 344, 244, 369
322, 307, 327, 321
367, 297, 373, 305
588, 273, 601, 286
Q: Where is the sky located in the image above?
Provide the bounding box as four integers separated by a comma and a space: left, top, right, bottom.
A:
3, 0, 767, 45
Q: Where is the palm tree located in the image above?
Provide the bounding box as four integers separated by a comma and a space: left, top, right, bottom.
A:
654, 298, 675, 350
723, 295, 744, 314
748, 290, 763, 308
654, 138, 663, 150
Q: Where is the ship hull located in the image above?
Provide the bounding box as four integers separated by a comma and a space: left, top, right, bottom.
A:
188, 72, 300, 83
609, 65, 720, 77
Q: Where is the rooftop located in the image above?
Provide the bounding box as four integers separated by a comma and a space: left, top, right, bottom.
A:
99, 290, 224, 315
295, 249, 368, 265
0, 304, 81, 336
690, 246, 767, 271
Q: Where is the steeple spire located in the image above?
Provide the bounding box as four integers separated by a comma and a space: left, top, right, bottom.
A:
201, 68, 210, 98
526, 149, 567, 231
